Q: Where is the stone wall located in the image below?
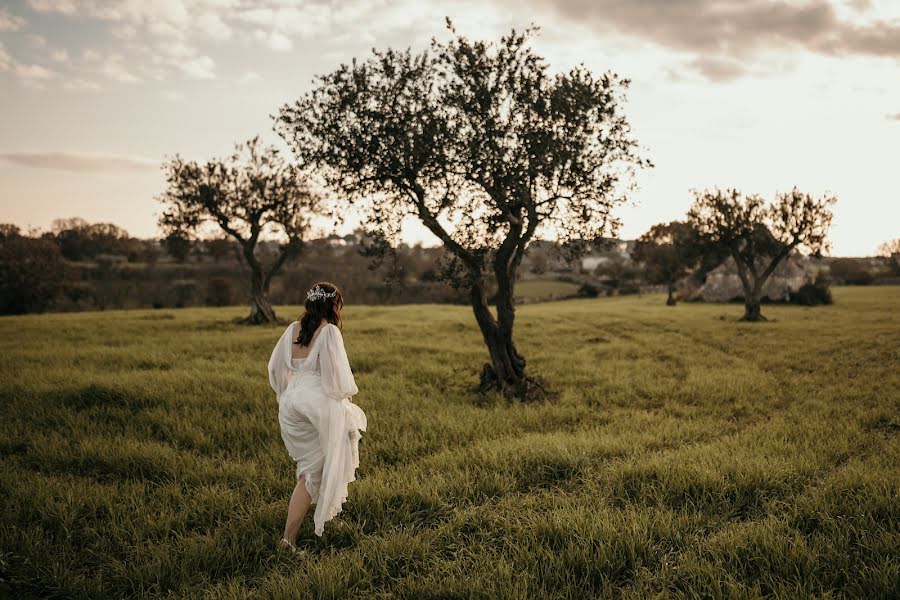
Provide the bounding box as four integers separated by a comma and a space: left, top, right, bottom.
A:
685, 255, 823, 302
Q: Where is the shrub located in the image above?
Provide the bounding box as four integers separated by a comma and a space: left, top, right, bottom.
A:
172, 280, 197, 308
829, 258, 873, 285
0, 234, 68, 314
577, 283, 600, 298
206, 277, 235, 307
790, 275, 833, 306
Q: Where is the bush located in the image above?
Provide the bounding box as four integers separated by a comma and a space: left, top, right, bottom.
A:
577, 283, 600, 298
829, 258, 873, 285
790, 275, 833, 306
172, 280, 197, 308
0, 234, 68, 314
206, 277, 235, 307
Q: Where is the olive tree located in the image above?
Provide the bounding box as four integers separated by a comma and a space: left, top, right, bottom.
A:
276, 23, 650, 398
157, 136, 322, 323
631, 221, 700, 306
688, 187, 835, 321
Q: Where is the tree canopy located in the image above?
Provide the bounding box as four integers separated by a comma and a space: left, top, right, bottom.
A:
276, 22, 650, 397
157, 136, 322, 323
688, 187, 835, 321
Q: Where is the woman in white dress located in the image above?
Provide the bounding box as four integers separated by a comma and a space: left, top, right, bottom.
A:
267, 281, 367, 553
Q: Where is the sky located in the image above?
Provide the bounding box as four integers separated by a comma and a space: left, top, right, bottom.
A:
0, 0, 898, 256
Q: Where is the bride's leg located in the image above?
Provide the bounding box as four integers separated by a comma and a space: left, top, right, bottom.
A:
282, 474, 313, 545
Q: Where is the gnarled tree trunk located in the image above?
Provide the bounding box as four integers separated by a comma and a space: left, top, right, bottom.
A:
470, 281, 544, 401
666, 283, 677, 306
742, 298, 764, 321
242, 242, 279, 324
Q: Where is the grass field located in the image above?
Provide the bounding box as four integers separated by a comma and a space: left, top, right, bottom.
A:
514, 279, 582, 299
1, 287, 898, 599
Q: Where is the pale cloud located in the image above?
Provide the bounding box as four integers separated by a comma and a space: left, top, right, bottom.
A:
82, 48, 103, 62
179, 55, 215, 79
112, 23, 139, 39
161, 89, 186, 101
14, 63, 57, 89
101, 55, 141, 83
504, 0, 900, 80
237, 70, 260, 85
0, 41, 57, 90
62, 78, 101, 92
240, 6, 328, 37
196, 12, 231, 40
0, 151, 159, 172
0, 42, 13, 71
0, 8, 27, 32
28, 34, 48, 48
255, 29, 293, 51
28, 0, 78, 16
686, 56, 749, 82
51, 48, 69, 62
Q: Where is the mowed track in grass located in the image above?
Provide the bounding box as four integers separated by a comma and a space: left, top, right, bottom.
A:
1, 287, 897, 599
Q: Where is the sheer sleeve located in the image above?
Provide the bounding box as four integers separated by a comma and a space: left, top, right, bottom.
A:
318, 323, 359, 401
267, 322, 296, 400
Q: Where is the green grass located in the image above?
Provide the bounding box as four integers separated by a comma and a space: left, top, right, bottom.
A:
514, 278, 582, 299
1, 287, 898, 599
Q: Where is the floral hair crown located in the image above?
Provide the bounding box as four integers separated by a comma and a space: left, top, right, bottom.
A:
307, 285, 337, 302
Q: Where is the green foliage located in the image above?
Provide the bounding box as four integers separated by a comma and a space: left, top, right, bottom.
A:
1, 288, 897, 598
631, 221, 701, 289
0, 230, 68, 315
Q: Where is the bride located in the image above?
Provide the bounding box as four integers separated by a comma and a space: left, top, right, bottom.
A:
267, 281, 367, 554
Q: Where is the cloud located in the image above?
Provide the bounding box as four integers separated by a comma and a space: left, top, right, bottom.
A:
0, 151, 159, 173
196, 12, 231, 40
1, 42, 58, 90
27, 0, 78, 15
0, 8, 27, 31
685, 56, 749, 81
100, 54, 140, 83
887, 112, 900, 120
161, 89, 185, 101
62, 78, 101, 92
254, 29, 293, 51
237, 70, 260, 85
508, 0, 900, 80
0, 42, 12, 71
179, 55, 215, 79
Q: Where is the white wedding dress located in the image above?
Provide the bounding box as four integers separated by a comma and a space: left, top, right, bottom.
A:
268, 322, 367, 536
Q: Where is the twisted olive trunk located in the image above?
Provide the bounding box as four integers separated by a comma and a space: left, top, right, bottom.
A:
470, 283, 527, 393
666, 283, 677, 306
243, 242, 278, 324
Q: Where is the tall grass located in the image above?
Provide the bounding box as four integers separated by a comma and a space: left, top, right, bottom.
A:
1, 287, 897, 598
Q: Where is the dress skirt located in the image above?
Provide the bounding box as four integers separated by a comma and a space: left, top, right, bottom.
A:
278, 371, 329, 503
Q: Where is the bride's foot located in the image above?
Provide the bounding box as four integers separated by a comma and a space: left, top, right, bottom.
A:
277, 537, 305, 556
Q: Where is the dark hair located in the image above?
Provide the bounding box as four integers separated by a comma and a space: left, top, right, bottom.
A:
295, 281, 344, 347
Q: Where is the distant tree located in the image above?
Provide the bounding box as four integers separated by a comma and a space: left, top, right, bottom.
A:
877, 238, 900, 257
631, 221, 700, 306
50, 218, 132, 260
206, 277, 235, 307
163, 231, 192, 263
157, 136, 322, 324
205, 236, 237, 263
0, 224, 21, 239
688, 187, 835, 321
51, 217, 90, 260
829, 258, 874, 285
0, 227, 68, 314
277, 23, 650, 398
